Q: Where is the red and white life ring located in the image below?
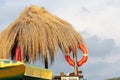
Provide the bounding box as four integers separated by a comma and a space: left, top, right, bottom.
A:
65, 44, 88, 67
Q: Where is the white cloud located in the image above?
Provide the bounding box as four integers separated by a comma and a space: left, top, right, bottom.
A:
82, 35, 120, 80
89, 53, 120, 64
51, 0, 120, 46
87, 36, 120, 64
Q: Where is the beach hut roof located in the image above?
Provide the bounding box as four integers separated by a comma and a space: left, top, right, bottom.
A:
0, 5, 85, 64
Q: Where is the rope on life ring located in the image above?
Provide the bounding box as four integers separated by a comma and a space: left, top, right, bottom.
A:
65, 44, 88, 67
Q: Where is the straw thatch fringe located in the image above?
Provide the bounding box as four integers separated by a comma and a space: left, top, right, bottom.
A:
0, 5, 85, 64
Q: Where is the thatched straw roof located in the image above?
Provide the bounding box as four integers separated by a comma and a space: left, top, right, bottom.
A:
0, 5, 85, 64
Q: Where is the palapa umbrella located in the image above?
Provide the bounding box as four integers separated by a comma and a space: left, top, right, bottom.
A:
0, 5, 86, 75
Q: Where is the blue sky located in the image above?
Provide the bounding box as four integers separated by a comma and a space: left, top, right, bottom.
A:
0, 0, 120, 80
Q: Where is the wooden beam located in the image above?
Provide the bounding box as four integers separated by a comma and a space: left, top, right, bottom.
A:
73, 50, 78, 76
44, 58, 48, 69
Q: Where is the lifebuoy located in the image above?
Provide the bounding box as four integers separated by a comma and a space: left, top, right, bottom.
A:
65, 44, 88, 67
15, 47, 21, 61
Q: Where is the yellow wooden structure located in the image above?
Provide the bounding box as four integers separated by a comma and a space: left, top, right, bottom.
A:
0, 59, 53, 80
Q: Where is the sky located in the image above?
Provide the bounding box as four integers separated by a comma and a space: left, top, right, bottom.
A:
0, 0, 120, 80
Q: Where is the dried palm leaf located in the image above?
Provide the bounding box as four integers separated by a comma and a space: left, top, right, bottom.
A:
0, 5, 85, 64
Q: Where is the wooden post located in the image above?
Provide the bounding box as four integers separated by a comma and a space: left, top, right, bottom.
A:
44, 58, 48, 69
73, 50, 78, 76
